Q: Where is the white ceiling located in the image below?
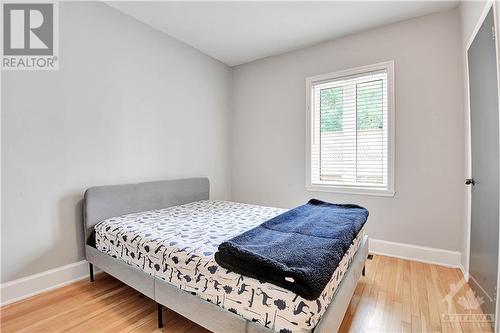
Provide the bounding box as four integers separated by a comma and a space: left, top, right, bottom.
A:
108, 1, 459, 67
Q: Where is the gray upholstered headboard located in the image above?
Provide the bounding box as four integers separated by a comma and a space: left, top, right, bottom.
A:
83, 177, 209, 243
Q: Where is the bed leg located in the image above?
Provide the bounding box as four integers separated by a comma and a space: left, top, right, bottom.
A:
89, 263, 94, 282
157, 303, 163, 328
362, 265, 366, 276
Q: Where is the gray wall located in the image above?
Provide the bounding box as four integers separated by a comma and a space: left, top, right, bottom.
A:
231, 9, 465, 251
1, 2, 232, 283
0, 4, 473, 283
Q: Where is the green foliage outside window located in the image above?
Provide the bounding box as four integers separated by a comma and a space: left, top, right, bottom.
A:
320, 80, 383, 132
320, 87, 343, 132
356, 79, 383, 130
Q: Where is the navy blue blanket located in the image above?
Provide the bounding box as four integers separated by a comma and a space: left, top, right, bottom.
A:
214, 199, 368, 300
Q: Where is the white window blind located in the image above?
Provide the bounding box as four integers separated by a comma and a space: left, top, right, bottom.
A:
306, 62, 394, 196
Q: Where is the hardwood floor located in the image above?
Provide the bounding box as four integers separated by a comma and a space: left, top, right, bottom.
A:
339, 255, 493, 333
0, 255, 493, 333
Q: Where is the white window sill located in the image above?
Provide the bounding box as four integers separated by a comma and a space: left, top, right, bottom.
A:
306, 184, 395, 197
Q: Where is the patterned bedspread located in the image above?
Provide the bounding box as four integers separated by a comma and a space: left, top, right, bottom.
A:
95, 200, 364, 333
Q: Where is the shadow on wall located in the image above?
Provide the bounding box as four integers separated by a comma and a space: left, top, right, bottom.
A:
9, 194, 86, 280
72, 197, 86, 256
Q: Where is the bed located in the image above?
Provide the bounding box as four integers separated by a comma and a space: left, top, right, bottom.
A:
83, 177, 368, 333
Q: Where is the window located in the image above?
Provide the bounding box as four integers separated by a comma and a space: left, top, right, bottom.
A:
306, 61, 395, 196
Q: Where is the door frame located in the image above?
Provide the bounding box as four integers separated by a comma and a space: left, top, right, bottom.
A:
464, 0, 500, 330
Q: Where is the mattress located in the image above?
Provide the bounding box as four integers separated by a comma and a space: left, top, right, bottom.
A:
95, 200, 365, 333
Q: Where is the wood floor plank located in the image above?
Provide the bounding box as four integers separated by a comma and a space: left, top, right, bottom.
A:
0, 255, 493, 333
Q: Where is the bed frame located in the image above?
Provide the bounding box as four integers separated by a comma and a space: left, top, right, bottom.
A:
83, 177, 368, 333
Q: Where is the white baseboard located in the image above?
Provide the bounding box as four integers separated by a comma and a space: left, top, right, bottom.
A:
460, 264, 469, 281
369, 238, 462, 269
0, 260, 92, 307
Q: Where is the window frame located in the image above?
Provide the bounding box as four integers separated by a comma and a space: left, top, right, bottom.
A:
305, 61, 395, 197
